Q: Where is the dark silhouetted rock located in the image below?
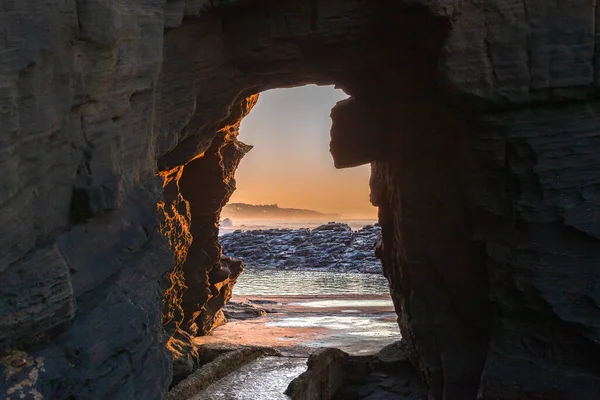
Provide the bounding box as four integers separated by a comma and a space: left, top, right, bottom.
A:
286, 343, 428, 400
286, 348, 349, 400
333, 341, 428, 400
223, 301, 268, 320
2, 0, 600, 398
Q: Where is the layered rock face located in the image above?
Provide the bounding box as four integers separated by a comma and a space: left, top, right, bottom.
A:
220, 223, 382, 273
1, 1, 600, 399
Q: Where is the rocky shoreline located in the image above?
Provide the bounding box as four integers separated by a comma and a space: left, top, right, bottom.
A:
220, 222, 382, 274
181, 291, 409, 399
170, 341, 428, 400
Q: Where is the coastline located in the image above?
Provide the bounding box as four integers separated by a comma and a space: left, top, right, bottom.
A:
195, 294, 399, 356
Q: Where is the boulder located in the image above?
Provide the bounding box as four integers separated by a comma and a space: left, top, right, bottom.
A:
285, 348, 349, 400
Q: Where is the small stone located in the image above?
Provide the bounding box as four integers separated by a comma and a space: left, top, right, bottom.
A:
11, 358, 27, 368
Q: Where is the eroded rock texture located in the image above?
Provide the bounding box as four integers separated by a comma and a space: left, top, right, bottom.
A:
177, 125, 251, 337
1, 0, 600, 399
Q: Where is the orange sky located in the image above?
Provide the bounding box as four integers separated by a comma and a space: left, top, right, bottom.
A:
229, 85, 377, 219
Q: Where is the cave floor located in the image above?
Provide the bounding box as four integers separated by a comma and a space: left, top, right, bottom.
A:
194, 294, 401, 356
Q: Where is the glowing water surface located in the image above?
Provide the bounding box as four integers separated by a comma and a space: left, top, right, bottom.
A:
290, 299, 393, 308
191, 357, 307, 400
233, 269, 390, 296
196, 268, 398, 398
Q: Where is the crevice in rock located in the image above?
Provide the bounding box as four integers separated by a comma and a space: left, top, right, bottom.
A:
69, 187, 94, 224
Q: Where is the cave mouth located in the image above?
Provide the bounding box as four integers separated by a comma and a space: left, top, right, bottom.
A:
156, 2, 489, 398
156, 0, 453, 352
159, 83, 390, 335
223, 85, 374, 223
214, 85, 398, 353
164, 84, 411, 396
163, 83, 399, 341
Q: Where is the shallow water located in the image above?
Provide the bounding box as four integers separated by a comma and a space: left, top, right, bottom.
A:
290, 299, 393, 308
191, 357, 307, 400
267, 315, 393, 331
266, 314, 399, 353
233, 269, 390, 296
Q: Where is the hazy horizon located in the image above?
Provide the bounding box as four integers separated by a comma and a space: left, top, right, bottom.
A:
228, 85, 377, 219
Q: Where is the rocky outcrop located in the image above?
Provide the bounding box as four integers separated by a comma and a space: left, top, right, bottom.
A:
369, 96, 492, 399
335, 341, 429, 400
159, 97, 254, 386
222, 301, 268, 320
286, 342, 428, 400
285, 348, 348, 400
177, 129, 252, 336
220, 223, 382, 273
1, 0, 600, 399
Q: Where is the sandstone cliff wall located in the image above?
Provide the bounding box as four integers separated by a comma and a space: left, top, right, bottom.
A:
1, 1, 599, 399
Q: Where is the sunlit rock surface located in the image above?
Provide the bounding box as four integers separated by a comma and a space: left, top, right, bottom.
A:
1, 0, 600, 399
220, 223, 382, 273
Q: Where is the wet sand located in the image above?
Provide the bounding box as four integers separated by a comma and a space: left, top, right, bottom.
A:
195, 294, 400, 355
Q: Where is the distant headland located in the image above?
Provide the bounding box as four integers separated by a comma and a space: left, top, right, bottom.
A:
221, 203, 340, 220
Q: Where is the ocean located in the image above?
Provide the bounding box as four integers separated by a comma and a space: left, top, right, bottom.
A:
232, 269, 390, 296
218, 218, 378, 236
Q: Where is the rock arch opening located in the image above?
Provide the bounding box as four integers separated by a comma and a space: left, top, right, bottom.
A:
212, 84, 394, 354
159, 84, 394, 385
224, 85, 374, 222
156, 2, 489, 398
